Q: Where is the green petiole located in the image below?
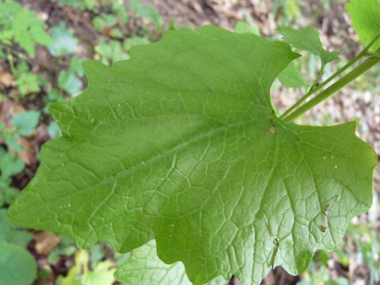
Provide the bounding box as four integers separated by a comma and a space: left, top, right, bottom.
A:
280, 33, 380, 122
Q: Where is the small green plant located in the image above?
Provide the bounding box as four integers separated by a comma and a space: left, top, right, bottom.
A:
7, 0, 380, 284
0, 208, 36, 285
94, 37, 150, 66
0, 1, 52, 98
344, 223, 380, 284
0, 0, 53, 59
0, 109, 40, 239
47, 22, 78, 57
58, 0, 98, 12
0, 110, 40, 186
60, 248, 116, 285
92, 0, 158, 66
58, 57, 85, 97
92, 1, 129, 38
94, 38, 130, 66
0, 110, 40, 149
8, 61, 48, 97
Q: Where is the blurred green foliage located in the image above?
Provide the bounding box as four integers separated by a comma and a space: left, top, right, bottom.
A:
48, 22, 78, 56
0, 209, 36, 285
0, 0, 53, 58
0, 1, 165, 284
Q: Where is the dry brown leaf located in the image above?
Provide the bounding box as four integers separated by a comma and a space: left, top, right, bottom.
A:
34, 231, 61, 255
0, 99, 25, 128
0, 70, 15, 87
16, 136, 36, 166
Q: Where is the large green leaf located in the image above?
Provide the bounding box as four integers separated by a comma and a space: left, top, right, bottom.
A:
8, 26, 377, 284
346, 0, 380, 51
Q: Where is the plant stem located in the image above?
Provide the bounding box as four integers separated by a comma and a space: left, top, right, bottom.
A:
6, 51, 16, 75
280, 33, 380, 120
308, 63, 325, 93
282, 56, 380, 122
279, 55, 362, 119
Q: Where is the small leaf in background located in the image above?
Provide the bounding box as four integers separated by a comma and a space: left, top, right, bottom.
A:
116, 6, 129, 25
29, 24, 54, 46
92, 16, 106, 31
43, 89, 64, 113
278, 26, 341, 66
346, 0, 380, 51
9, 9, 34, 56
3, 131, 23, 152
47, 121, 62, 139
0, 152, 25, 180
58, 69, 83, 97
317, 250, 330, 267
58, 0, 84, 10
48, 22, 78, 56
92, 14, 118, 31
0, 184, 19, 206
13, 61, 29, 75
11, 110, 40, 136
94, 39, 129, 65
0, 240, 37, 285
47, 251, 60, 264
115, 240, 192, 285
114, 252, 131, 266
278, 60, 309, 88
90, 243, 105, 268
12, 62, 48, 97
15, 72, 41, 96
235, 21, 260, 36
130, 0, 163, 28
123, 36, 150, 51
47, 234, 77, 264
0, 1, 53, 58
59, 0, 97, 11
333, 248, 350, 267
81, 260, 116, 285
39, 269, 52, 281
0, 209, 33, 248
61, 249, 89, 285
61, 249, 116, 285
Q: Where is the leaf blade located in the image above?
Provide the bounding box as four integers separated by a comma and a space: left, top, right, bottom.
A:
278, 26, 340, 65
346, 0, 380, 51
8, 26, 377, 285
